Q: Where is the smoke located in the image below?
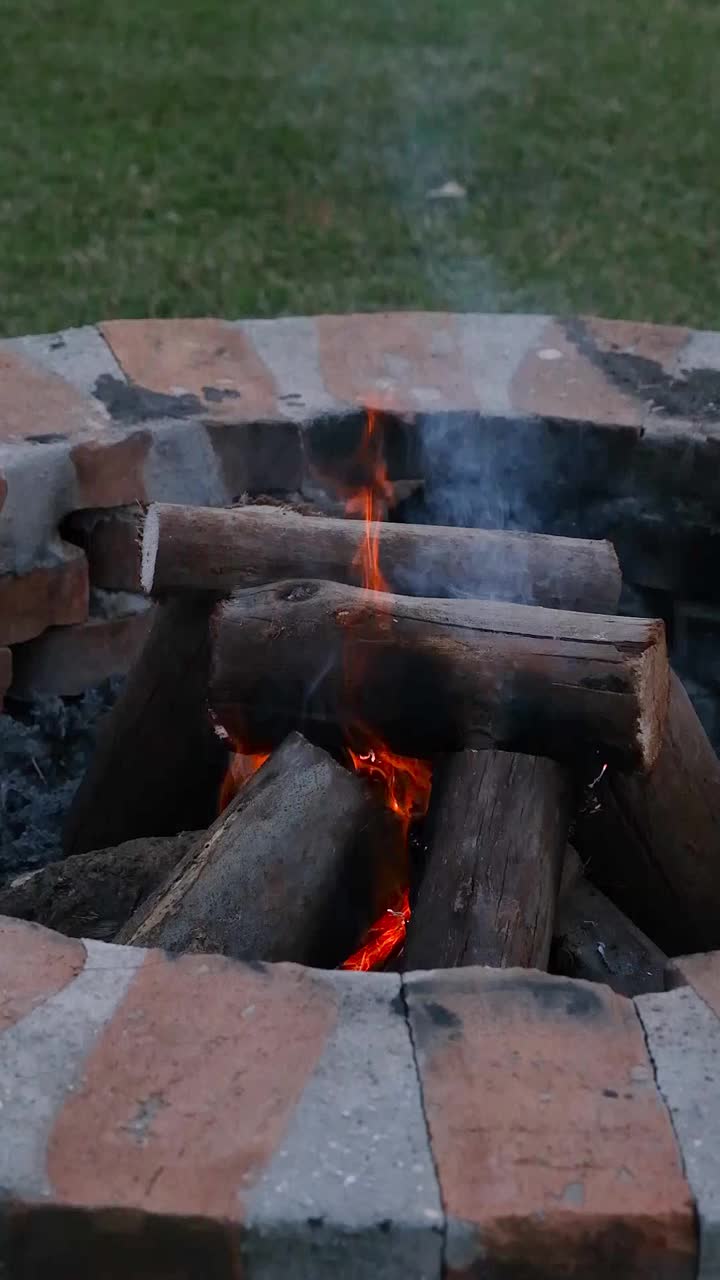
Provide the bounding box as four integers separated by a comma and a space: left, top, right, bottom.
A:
390, 410, 567, 606
345, 29, 574, 590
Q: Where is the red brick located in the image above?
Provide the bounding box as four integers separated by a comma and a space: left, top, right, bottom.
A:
71, 431, 151, 508
0, 917, 85, 1033
10, 607, 154, 697
0, 345, 107, 443
47, 952, 337, 1219
0, 646, 11, 710
667, 950, 720, 1019
511, 319, 644, 426
0, 542, 88, 646
316, 312, 476, 411
405, 968, 695, 1280
66, 508, 142, 591
100, 319, 278, 422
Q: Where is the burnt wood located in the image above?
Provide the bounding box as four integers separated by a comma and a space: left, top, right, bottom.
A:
0, 647, 12, 707
551, 849, 667, 997
405, 750, 571, 970
208, 580, 669, 771
0, 832, 197, 942
573, 671, 720, 954
117, 732, 382, 966
63, 596, 227, 858
141, 502, 621, 613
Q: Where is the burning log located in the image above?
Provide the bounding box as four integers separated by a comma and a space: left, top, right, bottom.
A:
117, 732, 384, 966
405, 750, 571, 970
141, 502, 621, 613
573, 672, 720, 955
63, 596, 227, 858
208, 581, 669, 771
0, 832, 197, 942
551, 849, 667, 997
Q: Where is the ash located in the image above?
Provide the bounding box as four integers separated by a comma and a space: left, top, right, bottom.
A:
0, 679, 122, 880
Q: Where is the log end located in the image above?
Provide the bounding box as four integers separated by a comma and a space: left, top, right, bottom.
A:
634, 620, 670, 772
140, 504, 159, 595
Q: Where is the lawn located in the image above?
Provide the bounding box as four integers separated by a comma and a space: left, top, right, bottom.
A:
2, 0, 719, 336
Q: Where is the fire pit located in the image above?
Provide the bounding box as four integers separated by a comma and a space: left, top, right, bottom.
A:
1, 312, 719, 1279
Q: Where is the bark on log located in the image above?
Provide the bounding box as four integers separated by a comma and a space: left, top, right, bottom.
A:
0, 833, 197, 942
551, 849, 667, 996
573, 671, 720, 954
117, 732, 382, 966
209, 581, 668, 771
63, 596, 227, 858
141, 502, 621, 613
405, 750, 571, 970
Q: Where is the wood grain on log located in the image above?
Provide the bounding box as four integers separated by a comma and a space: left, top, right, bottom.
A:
573, 672, 720, 954
551, 848, 667, 996
63, 596, 227, 858
141, 502, 621, 613
405, 750, 571, 970
0, 833, 198, 942
209, 581, 668, 771
117, 732, 383, 966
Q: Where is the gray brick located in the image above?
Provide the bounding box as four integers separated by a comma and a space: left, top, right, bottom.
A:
244, 969, 443, 1280
0, 442, 77, 575
143, 418, 227, 506
636, 985, 720, 1280
237, 317, 341, 421
454, 312, 549, 413
0, 938, 145, 1200
7, 326, 125, 400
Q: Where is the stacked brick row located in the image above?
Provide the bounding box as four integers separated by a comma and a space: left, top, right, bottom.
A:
1, 313, 719, 733
1, 914, 718, 1278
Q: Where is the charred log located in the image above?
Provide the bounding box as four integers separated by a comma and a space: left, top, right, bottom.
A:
551, 848, 667, 996
405, 750, 571, 970
208, 580, 668, 772
573, 671, 720, 954
117, 732, 384, 966
63, 596, 227, 858
141, 501, 621, 613
0, 832, 197, 942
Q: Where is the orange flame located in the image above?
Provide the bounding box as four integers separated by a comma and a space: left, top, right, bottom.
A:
340, 887, 411, 972
340, 746, 431, 971
215, 407, 432, 972
345, 409, 395, 593
347, 746, 432, 846
340, 408, 432, 971
218, 747, 270, 813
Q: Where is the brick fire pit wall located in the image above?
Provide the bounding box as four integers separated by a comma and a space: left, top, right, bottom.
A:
2, 313, 720, 1277
1, 916, 719, 1279
2, 312, 720, 727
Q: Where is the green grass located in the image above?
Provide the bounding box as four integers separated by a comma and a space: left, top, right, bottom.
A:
2, 0, 720, 335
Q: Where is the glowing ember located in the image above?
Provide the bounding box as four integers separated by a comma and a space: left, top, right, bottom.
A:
347, 745, 432, 844
215, 407, 432, 972
218, 747, 270, 813
341, 887, 411, 972
340, 741, 431, 971
342, 708, 431, 975
340, 407, 433, 971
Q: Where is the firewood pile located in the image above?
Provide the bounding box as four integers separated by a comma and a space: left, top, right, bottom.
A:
4, 477, 720, 994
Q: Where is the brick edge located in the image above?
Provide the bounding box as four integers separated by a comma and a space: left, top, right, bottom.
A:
0, 919, 713, 1279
